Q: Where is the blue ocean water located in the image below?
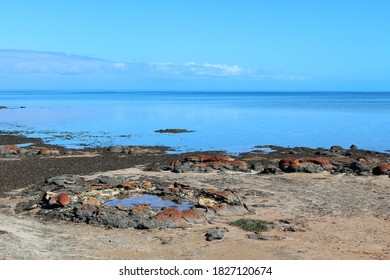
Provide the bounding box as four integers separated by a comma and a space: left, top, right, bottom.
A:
0, 90, 389, 153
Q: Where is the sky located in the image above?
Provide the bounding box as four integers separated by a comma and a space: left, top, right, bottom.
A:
0, 0, 389, 90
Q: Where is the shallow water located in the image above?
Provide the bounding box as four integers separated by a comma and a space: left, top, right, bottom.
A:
102, 194, 193, 211
1, 90, 390, 152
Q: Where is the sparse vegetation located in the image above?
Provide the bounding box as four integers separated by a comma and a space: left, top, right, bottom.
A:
229, 218, 274, 232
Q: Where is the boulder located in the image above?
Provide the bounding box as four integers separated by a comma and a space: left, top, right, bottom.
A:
279, 158, 334, 173
0, 145, 27, 155
373, 164, 390, 175
205, 229, 225, 241
38, 148, 60, 155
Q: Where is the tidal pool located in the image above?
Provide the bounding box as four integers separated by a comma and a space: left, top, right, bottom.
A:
102, 194, 193, 211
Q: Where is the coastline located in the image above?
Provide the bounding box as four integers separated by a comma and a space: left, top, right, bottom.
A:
1, 133, 390, 260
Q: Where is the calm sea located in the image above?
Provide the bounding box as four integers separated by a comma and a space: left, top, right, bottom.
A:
0, 91, 389, 153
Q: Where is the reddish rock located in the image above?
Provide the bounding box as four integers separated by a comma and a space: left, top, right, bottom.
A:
279, 157, 335, 172
57, 193, 70, 206
305, 158, 334, 170
212, 203, 227, 213
48, 193, 69, 206
83, 196, 100, 207
156, 208, 188, 228
38, 148, 60, 155
171, 159, 181, 167
186, 155, 235, 162
208, 160, 248, 169
373, 164, 390, 175
121, 183, 143, 189
181, 209, 205, 223
203, 189, 233, 202
132, 205, 152, 213
0, 145, 27, 155
142, 181, 152, 188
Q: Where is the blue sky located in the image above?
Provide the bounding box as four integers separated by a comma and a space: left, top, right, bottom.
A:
0, 0, 389, 90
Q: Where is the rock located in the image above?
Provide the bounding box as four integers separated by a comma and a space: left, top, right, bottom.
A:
82, 196, 101, 208
38, 148, 60, 155
155, 128, 194, 133
181, 209, 206, 223
198, 197, 217, 207
315, 150, 339, 157
155, 208, 188, 228
23, 203, 39, 211
46, 192, 70, 207
205, 229, 225, 241
350, 144, 358, 150
373, 164, 390, 175
279, 158, 334, 173
98, 176, 124, 185
250, 163, 264, 171
56, 193, 70, 206
45, 174, 83, 188
279, 220, 299, 232
171, 154, 249, 173
351, 162, 371, 173
261, 166, 282, 175
107, 146, 124, 153
302, 164, 324, 173
246, 234, 283, 241
330, 145, 344, 154
0, 145, 27, 156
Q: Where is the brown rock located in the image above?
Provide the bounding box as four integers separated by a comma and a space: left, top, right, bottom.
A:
0, 145, 27, 155
279, 157, 335, 172
373, 164, 390, 175
83, 196, 101, 207
48, 192, 69, 207
186, 155, 235, 162
57, 193, 70, 206
181, 209, 205, 223
38, 148, 60, 155
203, 189, 233, 202
156, 208, 188, 228
132, 205, 152, 213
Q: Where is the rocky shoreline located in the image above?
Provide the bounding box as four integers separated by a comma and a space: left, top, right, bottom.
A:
1, 133, 390, 259
0, 134, 389, 195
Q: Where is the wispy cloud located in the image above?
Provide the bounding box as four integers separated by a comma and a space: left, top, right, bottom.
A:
0, 49, 306, 81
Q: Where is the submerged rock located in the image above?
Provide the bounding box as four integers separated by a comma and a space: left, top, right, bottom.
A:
155, 128, 195, 133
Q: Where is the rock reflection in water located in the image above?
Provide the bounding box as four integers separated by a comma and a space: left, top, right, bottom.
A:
102, 194, 193, 211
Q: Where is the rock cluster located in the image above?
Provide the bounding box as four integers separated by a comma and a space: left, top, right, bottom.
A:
170, 155, 249, 173
108, 146, 163, 155
167, 151, 390, 176
278, 157, 389, 176
38, 175, 250, 229
0, 144, 60, 157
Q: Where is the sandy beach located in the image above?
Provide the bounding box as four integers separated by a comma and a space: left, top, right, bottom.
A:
1, 134, 390, 260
